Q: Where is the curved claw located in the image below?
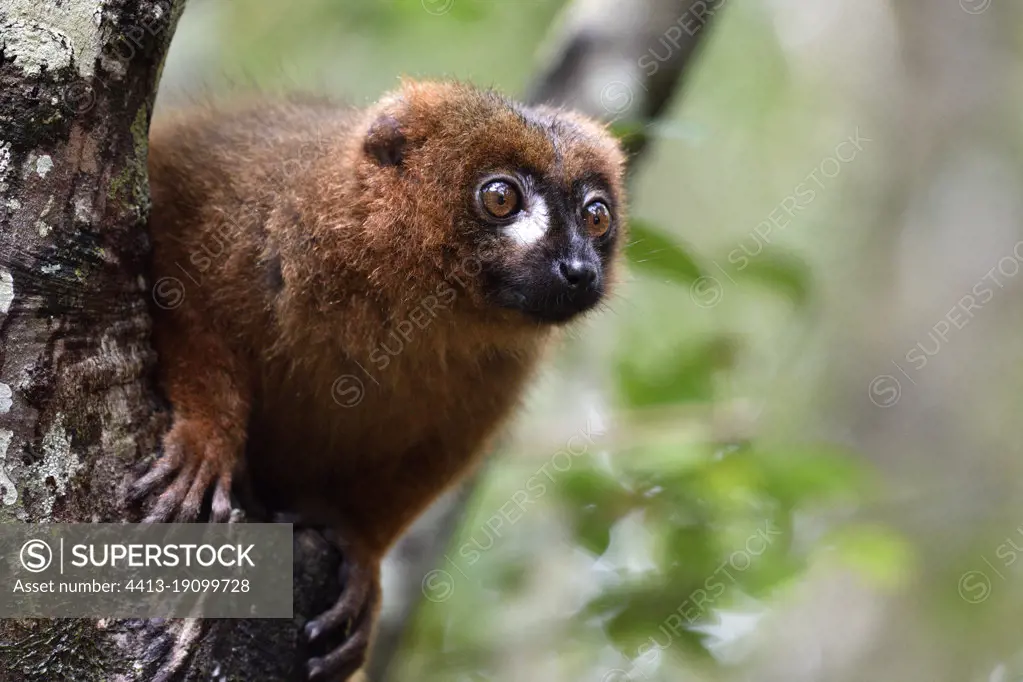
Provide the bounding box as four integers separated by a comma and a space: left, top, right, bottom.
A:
305, 555, 380, 681
127, 446, 183, 505
211, 478, 234, 523
143, 461, 198, 523
306, 624, 370, 681
132, 421, 240, 523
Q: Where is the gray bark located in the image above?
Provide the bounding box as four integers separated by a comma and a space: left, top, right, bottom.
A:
0, 1, 340, 680
0, 1, 183, 679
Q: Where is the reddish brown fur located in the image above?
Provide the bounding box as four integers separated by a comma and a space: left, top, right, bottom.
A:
142, 80, 626, 679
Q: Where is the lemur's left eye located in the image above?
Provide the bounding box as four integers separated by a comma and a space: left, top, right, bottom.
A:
480, 181, 522, 219
584, 201, 612, 237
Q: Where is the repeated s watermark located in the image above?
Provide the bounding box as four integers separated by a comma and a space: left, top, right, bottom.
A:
331, 255, 484, 409
957, 521, 1023, 604
603, 519, 782, 681
601, 0, 727, 118
869, 240, 1023, 408
421, 415, 606, 602
690, 129, 871, 308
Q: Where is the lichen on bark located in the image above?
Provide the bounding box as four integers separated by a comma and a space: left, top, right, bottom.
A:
0, 0, 184, 679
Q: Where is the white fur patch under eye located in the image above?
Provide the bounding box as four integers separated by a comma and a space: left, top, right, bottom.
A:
504, 195, 549, 247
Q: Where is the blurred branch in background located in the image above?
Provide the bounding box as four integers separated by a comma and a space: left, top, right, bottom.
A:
368, 1, 723, 679
528, 0, 718, 159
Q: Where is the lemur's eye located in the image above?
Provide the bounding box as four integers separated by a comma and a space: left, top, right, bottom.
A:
584, 200, 612, 237
480, 181, 521, 219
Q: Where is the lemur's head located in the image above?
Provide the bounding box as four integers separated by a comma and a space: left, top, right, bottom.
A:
357, 80, 627, 325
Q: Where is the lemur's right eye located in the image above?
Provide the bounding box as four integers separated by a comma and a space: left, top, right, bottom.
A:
480, 181, 521, 219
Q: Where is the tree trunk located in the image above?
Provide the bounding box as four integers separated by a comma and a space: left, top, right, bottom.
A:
0, 0, 184, 678
0, 2, 343, 680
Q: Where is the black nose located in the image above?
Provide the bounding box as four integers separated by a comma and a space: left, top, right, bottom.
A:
557, 259, 597, 290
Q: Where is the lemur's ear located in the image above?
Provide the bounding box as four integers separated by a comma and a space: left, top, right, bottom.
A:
364, 113, 406, 167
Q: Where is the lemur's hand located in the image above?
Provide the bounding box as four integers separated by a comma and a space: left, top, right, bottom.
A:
305, 530, 381, 681
129, 417, 239, 523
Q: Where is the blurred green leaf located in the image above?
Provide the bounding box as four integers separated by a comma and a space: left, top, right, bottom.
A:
558, 467, 630, 510
618, 334, 740, 407
617, 442, 709, 480
609, 119, 647, 143
663, 524, 718, 577
552, 467, 626, 556
750, 444, 869, 505
626, 220, 704, 285
826, 524, 913, 588
575, 508, 614, 556
604, 590, 710, 660
731, 250, 812, 307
